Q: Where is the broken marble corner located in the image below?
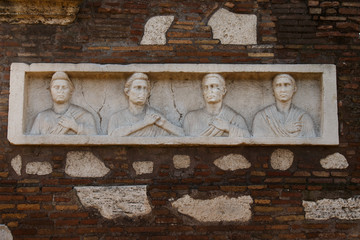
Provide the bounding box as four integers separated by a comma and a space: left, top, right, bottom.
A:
7, 63, 338, 145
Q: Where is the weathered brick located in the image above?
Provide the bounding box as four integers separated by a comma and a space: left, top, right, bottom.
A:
254, 206, 284, 212
320, 1, 340, 7
17, 204, 40, 210
42, 187, 72, 193
275, 215, 305, 221
2, 213, 27, 219
339, 8, 360, 15
248, 53, 274, 57
55, 205, 79, 211
17, 187, 40, 193
0, 195, 24, 201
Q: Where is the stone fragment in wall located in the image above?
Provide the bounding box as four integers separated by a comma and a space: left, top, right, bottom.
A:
133, 161, 154, 175
320, 152, 348, 169
173, 155, 191, 169
140, 16, 174, 45
0, 224, 13, 240
213, 154, 251, 171
270, 149, 294, 170
11, 155, 22, 176
25, 161, 52, 175
172, 195, 253, 222
0, 0, 83, 25
65, 151, 110, 178
75, 186, 151, 219
303, 197, 360, 220
208, 8, 257, 45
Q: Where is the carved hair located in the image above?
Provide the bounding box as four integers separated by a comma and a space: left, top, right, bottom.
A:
50, 71, 74, 92
272, 74, 297, 92
202, 73, 226, 90
124, 72, 151, 95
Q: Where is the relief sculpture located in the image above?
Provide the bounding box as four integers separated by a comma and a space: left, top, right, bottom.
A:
9, 63, 336, 145
30, 72, 97, 135
252, 74, 316, 138
183, 73, 250, 137
107, 73, 184, 137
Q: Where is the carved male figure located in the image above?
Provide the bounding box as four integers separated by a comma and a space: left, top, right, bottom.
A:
30, 72, 97, 135
183, 73, 250, 137
252, 74, 316, 137
108, 73, 184, 137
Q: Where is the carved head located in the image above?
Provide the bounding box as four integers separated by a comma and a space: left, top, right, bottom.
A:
50, 72, 74, 104
124, 73, 151, 105
202, 73, 227, 104
272, 74, 297, 103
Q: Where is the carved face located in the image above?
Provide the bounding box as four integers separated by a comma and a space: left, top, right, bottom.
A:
273, 77, 296, 102
127, 79, 149, 105
202, 77, 226, 104
50, 79, 73, 104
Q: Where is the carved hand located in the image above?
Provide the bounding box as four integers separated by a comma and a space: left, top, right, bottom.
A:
200, 126, 224, 137
58, 115, 78, 133
155, 117, 167, 127
285, 121, 302, 134
211, 118, 230, 132
144, 114, 160, 126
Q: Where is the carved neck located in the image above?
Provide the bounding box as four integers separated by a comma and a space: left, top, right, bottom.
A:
52, 102, 70, 114
275, 100, 292, 114
129, 102, 146, 116
205, 102, 222, 115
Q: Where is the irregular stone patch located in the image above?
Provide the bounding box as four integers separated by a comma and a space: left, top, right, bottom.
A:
133, 161, 153, 175
0, 224, 13, 240
214, 154, 251, 171
173, 155, 191, 169
11, 155, 22, 176
208, 8, 257, 45
0, 0, 83, 25
270, 149, 294, 170
320, 152, 348, 169
25, 161, 52, 175
172, 195, 253, 222
140, 16, 174, 45
303, 197, 360, 220
75, 186, 151, 219
65, 151, 110, 178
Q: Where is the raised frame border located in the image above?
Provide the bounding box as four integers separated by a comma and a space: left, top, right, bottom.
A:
8, 63, 338, 146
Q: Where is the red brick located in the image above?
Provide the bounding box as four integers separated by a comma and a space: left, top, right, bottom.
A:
0, 187, 14, 192
17, 204, 40, 210
27, 195, 52, 202
42, 187, 72, 193
320, 1, 340, 7
17, 187, 40, 193
0, 195, 25, 201
126, 227, 167, 233
339, 8, 360, 15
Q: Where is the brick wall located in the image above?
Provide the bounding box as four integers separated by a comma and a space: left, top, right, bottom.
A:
1, 0, 360, 239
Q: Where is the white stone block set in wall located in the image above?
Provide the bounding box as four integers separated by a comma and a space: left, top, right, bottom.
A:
8, 150, 352, 222
140, 9, 257, 45
10, 151, 349, 178
8, 63, 338, 146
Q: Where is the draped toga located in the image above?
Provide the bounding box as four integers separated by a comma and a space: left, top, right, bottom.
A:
183, 104, 250, 137
252, 104, 316, 138
108, 105, 170, 137
30, 104, 97, 135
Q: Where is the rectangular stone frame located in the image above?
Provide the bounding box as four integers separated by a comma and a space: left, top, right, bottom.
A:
8, 63, 338, 145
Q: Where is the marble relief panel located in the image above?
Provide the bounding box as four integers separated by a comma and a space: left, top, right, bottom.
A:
8, 63, 337, 145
